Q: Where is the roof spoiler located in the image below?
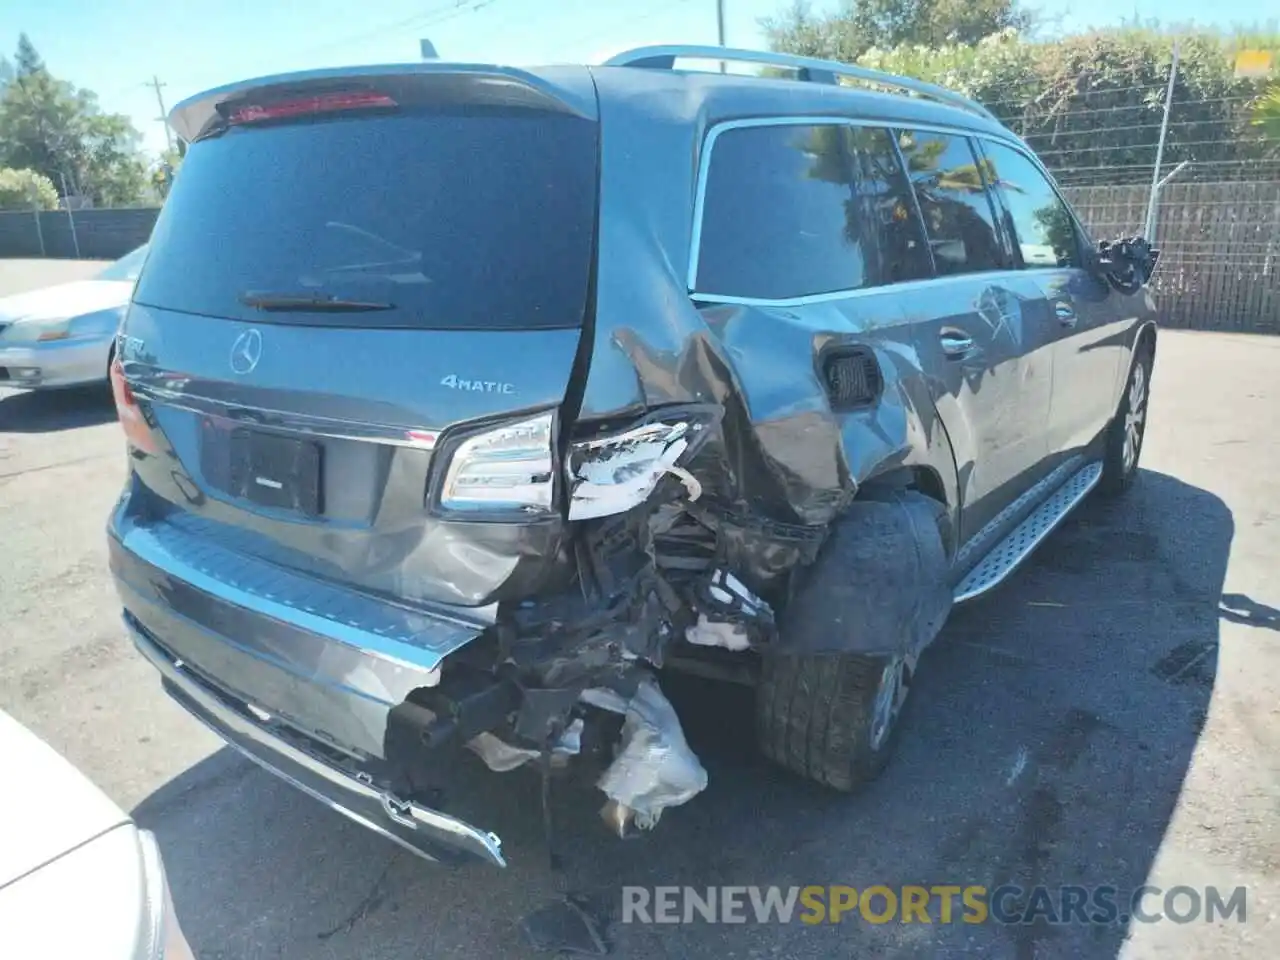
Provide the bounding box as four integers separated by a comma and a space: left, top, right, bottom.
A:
168, 62, 597, 143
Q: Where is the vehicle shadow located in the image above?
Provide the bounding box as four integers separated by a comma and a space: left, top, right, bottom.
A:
0, 384, 116, 433
134, 468, 1231, 960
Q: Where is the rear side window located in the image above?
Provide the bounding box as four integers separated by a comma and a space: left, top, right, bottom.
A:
694, 123, 929, 300
134, 109, 598, 330
896, 129, 1006, 277
980, 141, 1082, 269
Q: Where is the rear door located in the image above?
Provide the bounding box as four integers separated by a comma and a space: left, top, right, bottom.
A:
978, 139, 1124, 463
896, 128, 1055, 546
118, 70, 600, 608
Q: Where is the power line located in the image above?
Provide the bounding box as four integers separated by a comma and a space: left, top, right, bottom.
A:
299, 1, 482, 58
557, 0, 691, 54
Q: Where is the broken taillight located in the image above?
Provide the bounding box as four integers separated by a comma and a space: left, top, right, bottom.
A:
110, 356, 157, 454
566, 410, 720, 521
227, 91, 397, 125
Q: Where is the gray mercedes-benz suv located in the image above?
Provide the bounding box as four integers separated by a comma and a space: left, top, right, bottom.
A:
108, 45, 1160, 868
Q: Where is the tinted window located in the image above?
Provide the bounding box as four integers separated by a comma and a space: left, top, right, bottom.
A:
847, 127, 933, 286
981, 141, 1081, 269
134, 109, 597, 329
695, 124, 928, 300
896, 130, 1006, 277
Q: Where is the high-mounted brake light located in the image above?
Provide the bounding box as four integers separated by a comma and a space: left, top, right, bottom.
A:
227, 91, 397, 125
110, 356, 158, 454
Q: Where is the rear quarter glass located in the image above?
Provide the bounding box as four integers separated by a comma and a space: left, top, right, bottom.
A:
134, 108, 598, 330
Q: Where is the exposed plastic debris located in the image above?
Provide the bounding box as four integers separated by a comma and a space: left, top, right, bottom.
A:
706, 569, 769, 618
684, 614, 750, 651
567, 420, 699, 521
580, 679, 707, 835
467, 719, 583, 773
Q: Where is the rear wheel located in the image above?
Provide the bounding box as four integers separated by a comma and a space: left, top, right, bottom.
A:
1099, 344, 1152, 497
756, 650, 912, 792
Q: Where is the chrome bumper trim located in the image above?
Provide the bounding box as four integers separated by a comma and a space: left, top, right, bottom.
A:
128, 621, 506, 867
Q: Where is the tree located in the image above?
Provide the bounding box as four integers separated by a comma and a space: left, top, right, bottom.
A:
763, 0, 1035, 62
14, 33, 44, 76
149, 146, 183, 199
1253, 84, 1280, 147
766, 18, 1276, 184
0, 36, 148, 206
0, 167, 58, 210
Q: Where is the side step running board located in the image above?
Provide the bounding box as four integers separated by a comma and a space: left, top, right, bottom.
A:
953, 461, 1103, 603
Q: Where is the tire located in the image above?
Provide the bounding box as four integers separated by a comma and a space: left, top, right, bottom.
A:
1098, 341, 1153, 497
756, 650, 911, 792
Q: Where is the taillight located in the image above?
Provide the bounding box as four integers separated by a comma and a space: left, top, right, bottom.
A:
439, 413, 555, 515
227, 91, 397, 125
110, 357, 157, 454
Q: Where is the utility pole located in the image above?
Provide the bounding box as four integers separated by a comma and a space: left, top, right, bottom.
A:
716, 0, 727, 72
146, 75, 175, 154
58, 171, 81, 258
1144, 40, 1179, 240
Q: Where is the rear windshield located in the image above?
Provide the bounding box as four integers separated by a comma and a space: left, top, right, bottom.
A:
134, 108, 598, 330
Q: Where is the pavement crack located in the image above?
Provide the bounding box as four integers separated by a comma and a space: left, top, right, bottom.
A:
316, 852, 400, 941
0, 452, 114, 481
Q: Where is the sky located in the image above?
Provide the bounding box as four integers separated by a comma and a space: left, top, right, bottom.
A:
1, 0, 1275, 157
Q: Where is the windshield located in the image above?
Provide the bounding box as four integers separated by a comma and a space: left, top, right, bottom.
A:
133, 108, 598, 330
96, 244, 149, 283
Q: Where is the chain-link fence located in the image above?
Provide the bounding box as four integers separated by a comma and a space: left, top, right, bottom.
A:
1, 40, 1277, 332
1063, 180, 1280, 332
0, 207, 158, 260
1006, 44, 1280, 333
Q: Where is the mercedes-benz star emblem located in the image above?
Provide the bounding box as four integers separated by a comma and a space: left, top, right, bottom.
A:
229, 328, 263, 375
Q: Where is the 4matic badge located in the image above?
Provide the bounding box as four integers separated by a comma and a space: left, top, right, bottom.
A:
440, 375, 515, 394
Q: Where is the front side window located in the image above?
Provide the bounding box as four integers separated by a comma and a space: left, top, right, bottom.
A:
896, 129, 1006, 277
981, 141, 1082, 269
694, 123, 928, 300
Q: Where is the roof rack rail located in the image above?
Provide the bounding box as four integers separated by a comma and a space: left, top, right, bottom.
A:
601, 44, 999, 124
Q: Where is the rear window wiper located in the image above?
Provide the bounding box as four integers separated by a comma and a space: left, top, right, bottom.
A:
239, 291, 395, 312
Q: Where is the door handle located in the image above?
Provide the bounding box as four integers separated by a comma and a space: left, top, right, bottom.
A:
940, 330, 974, 358
1053, 301, 1078, 326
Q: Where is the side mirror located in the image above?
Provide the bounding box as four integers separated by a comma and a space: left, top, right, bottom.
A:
1095, 235, 1160, 295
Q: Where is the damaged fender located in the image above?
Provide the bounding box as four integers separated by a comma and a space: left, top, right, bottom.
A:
776, 490, 952, 658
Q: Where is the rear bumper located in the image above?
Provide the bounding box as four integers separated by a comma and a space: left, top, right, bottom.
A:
108, 503, 507, 867
127, 620, 506, 866
0, 334, 111, 388
108, 505, 490, 761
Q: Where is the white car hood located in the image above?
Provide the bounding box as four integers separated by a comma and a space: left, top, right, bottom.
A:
0, 710, 130, 886
0, 279, 132, 325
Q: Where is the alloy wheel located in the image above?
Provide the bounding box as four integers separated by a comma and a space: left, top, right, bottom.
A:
1123, 361, 1147, 473
869, 655, 911, 751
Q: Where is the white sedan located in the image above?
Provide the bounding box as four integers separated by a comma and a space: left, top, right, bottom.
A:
0, 244, 148, 390
0, 708, 196, 959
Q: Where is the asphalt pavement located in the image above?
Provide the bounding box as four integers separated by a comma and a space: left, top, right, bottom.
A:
1, 259, 1277, 959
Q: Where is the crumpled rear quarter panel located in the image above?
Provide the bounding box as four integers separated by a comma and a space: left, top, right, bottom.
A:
581, 68, 960, 533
